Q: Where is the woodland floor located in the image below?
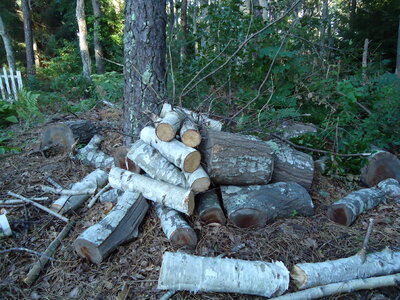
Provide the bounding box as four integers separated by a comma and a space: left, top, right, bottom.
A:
0, 107, 399, 300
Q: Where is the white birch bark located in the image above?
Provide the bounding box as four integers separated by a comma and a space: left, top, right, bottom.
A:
100, 188, 123, 203
0, 214, 12, 237
377, 178, 400, 203
291, 248, 400, 290
180, 118, 201, 147
156, 110, 185, 141
0, 15, 16, 71
76, 135, 114, 170
109, 167, 194, 215
158, 251, 289, 297
140, 126, 201, 173
183, 166, 210, 193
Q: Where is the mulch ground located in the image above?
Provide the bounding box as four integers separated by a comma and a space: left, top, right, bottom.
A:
1, 107, 399, 300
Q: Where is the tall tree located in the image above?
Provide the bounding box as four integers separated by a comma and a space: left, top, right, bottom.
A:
180, 0, 188, 61
0, 14, 15, 70
396, 16, 400, 78
76, 0, 91, 78
123, 0, 167, 143
91, 0, 105, 74
21, 0, 35, 76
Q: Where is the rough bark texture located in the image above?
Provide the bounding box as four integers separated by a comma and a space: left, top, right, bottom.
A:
0, 15, 16, 71
377, 178, 400, 203
156, 110, 184, 141
196, 190, 226, 224
158, 251, 289, 297
76, 135, 114, 170
180, 118, 201, 147
396, 16, 400, 78
40, 123, 75, 153
327, 187, 386, 226
291, 248, 400, 290
91, 0, 105, 74
360, 151, 400, 187
180, 0, 188, 61
155, 203, 197, 249
74, 191, 149, 264
76, 0, 91, 78
109, 167, 194, 215
113, 146, 140, 173
123, 0, 166, 142
269, 121, 317, 139
221, 182, 314, 228
200, 130, 274, 185
21, 0, 35, 76
62, 120, 98, 144
183, 166, 210, 193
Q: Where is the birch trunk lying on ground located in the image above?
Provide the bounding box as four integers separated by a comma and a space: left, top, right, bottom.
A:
156, 110, 185, 142
183, 166, 210, 193
109, 167, 194, 215
327, 187, 386, 226
221, 182, 314, 228
76, 135, 114, 170
361, 151, 400, 187
155, 203, 197, 249
140, 126, 201, 173
74, 191, 149, 265
180, 118, 201, 147
196, 190, 226, 224
291, 248, 400, 290
377, 178, 400, 203
51, 169, 108, 214
158, 252, 289, 297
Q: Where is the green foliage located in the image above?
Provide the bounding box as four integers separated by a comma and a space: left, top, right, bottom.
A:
0, 101, 18, 127
91, 71, 124, 103
13, 90, 44, 127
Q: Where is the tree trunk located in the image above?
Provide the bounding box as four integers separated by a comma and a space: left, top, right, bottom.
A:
21, 0, 35, 77
221, 182, 314, 228
396, 16, 400, 78
123, 0, 166, 143
158, 251, 289, 297
168, 0, 175, 37
91, 0, 105, 74
33, 39, 40, 68
0, 15, 16, 71
360, 151, 400, 187
76, 135, 114, 170
196, 189, 226, 224
350, 0, 356, 26
362, 38, 369, 80
180, 0, 188, 62
319, 0, 329, 55
76, 0, 92, 78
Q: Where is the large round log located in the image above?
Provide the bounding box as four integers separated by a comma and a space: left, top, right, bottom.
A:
360, 151, 400, 187
221, 182, 314, 228
62, 120, 98, 144
196, 189, 226, 224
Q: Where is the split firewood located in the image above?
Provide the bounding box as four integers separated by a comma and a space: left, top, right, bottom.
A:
196, 189, 226, 224
23, 218, 75, 286
327, 187, 386, 226
180, 118, 201, 147
156, 110, 185, 142
62, 120, 98, 144
268, 121, 317, 139
183, 166, 210, 193
377, 178, 400, 203
291, 248, 400, 290
51, 169, 108, 214
99, 188, 123, 203
157, 251, 289, 297
113, 146, 140, 173
155, 203, 197, 249
76, 135, 114, 170
221, 182, 314, 228
360, 151, 400, 187
109, 167, 194, 215
74, 191, 149, 265
0, 214, 12, 238
200, 130, 274, 185
40, 123, 75, 153
140, 126, 201, 173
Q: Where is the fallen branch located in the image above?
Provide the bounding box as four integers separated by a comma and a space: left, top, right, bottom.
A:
0, 248, 57, 260
0, 197, 48, 205
87, 183, 111, 208
46, 177, 63, 189
41, 185, 95, 196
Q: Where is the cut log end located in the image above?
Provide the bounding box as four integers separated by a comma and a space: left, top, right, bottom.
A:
291, 265, 307, 289
113, 146, 140, 173
191, 177, 211, 193
183, 151, 201, 173
199, 207, 226, 224
170, 228, 197, 249
182, 130, 201, 148
327, 205, 352, 226
156, 123, 175, 142
361, 151, 400, 187
230, 208, 266, 228
185, 191, 195, 215
50, 203, 62, 212
74, 239, 103, 265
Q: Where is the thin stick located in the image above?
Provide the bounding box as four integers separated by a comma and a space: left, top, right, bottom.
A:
46, 177, 63, 189
7, 192, 69, 223
23, 218, 76, 286
0, 248, 57, 260
87, 183, 110, 208
358, 218, 374, 263
40, 185, 95, 196
0, 198, 48, 205
160, 290, 176, 300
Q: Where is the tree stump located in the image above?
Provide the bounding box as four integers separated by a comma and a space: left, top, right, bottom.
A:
196, 189, 226, 224
360, 151, 400, 187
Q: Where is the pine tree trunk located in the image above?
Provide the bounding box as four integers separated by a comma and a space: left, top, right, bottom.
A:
21, 0, 35, 77
76, 0, 92, 78
0, 15, 16, 71
123, 0, 167, 143
91, 0, 105, 74
180, 0, 188, 61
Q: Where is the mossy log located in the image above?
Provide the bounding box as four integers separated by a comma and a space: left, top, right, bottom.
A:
360, 151, 400, 187
196, 189, 226, 224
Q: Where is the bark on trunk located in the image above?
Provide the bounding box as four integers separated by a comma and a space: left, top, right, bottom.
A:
291, 248, 400, 290
123, 0, 166, 142
360, 151, 400, 187
155, 203, 197, 249
221, 182, 314, 228
113, 146, 140, 173
183, 166, 210, 193
109, 167, 194, 215
156, 110, 185, 141
362, 38, 369, 80
140, 126, 201, 173
157, 251, 289, 297
91, 0, 105, 74
377, 178, 400, 203
269, 121, 317, 139
200, 130, 274, 185
76, 135, 114, 170
180, 0, 188, 61
180, 118, 201, 147
327, 187, 386, 226
396, 16, 400, 78
62, 120, 98, 144
0, 15, 16, 71
196, 189, 226, 224
168, 0, 175, 37
76, 0, 92, 78
21, 0, 35, 77
74, 191, 149, 264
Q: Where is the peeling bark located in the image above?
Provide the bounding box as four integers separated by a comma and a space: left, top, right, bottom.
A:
100, 188, 123, 203
196, 189, 226, 224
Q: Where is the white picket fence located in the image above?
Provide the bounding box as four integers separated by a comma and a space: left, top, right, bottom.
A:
0, 66, 23, 102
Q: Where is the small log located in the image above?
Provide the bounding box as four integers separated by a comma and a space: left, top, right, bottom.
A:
200, 130, 274, 185
74, 191, 149, 265
51, 169, 108, 214
183, 166, 210, 193
0, 214, 12, 238
327, 188, 386, 226
156, 110, 185, 142
100, 189, 123, 203
40, 123, 75, 153
291, 248, 400, 290
0, 197, 48, 206
221, 182, 314, 228
269, 121, 317, 139
87, 183, 111, 208
109, 167, 194, 215
155, 203, 197, 249
76, 135, 114, 170
157, 251, 289, 297
196, 190, 226, 224
180, 118, 201, 147
113, 146, 140, 173
140, 126, 201, 173
360, 151, 400, 187
62, 120, 98, 144
377, 178, 400, 203
127, 140, 188, 188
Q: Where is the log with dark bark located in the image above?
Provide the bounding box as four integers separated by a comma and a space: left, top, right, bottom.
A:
74, 191, 149, 264
196, 189, 226, 224
221, 182, 314, 228
360, 151, 400, 187
269, 121, 317, 139
327, 188, 386, 226
62, 120, 98, 144
113, 146, 140, 173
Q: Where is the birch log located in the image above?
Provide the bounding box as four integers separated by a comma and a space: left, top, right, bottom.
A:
183, 166, 210, 193
0, 214, 12, 238
51, 169, 108, 214
109, 167, 194, 215
377, 178, 400, 203
113, 146, 140, 173
327, 188, 386, 226
76, 135, 114, 170
180, 118, 201, 147
140, 126, 201, 173
291, 248, 400, 290
156, 111, 185, 142
360, 151, 400, 187
196, 190, 226, 224
155, 203, 197, 249
158, 251, 289, 297
74, 191, 149, 265
100, 189, 123, 203
221, 182, 314, 228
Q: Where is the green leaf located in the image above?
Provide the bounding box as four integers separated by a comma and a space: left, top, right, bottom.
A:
5, 115, 18, 123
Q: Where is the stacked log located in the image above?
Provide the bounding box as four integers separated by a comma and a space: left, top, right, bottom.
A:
360, 151, 400, 187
